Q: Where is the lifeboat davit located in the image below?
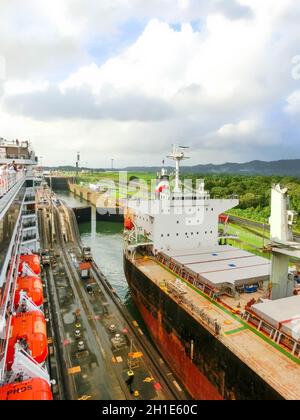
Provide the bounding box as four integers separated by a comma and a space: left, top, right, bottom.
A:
14, 276, 43, 308
6, 312, 48, 368
124, 217, 134, 230
0, 378, 52, 400
19, 255, 41, 276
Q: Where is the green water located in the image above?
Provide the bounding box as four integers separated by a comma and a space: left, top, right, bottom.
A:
79, 220, 129, 300
56, 190, 139, 314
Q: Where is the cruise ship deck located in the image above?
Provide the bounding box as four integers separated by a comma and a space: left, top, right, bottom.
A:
133, 255, 300, 400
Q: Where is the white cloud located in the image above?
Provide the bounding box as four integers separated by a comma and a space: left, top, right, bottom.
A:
178, 0, 190, 10
285, 90, 300, 115
1, 0, 300, 166
202, 119, 281, 150
4, 80, 49, 96
217, 120, 258, 138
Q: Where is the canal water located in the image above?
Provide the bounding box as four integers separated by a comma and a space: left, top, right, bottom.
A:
56, 190, 140, 317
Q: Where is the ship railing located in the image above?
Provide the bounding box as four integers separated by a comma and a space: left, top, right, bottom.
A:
157, 252, 217, 298
243, 309, 300, 359
0, 219, 24, 383
159, 251, 300, 359
0, 138, 30, 147
0, 186, 36, 383
164, 278, 221, 335
22, 221, 37, 229
0, 171, 26, 199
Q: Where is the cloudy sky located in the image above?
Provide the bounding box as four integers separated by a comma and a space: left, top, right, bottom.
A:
0, 0, 300, 167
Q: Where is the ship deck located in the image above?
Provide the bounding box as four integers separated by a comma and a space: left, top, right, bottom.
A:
133, 255, 300, 400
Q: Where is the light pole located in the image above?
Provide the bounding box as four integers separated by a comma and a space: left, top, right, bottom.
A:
76, 151, 80, 176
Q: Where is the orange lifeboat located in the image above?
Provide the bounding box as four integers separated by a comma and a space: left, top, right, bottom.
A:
6, 312, 48, 369
124, 216, 134, 231
0, 378, 52, 400
19, 255, 41, 275
14, 276, 43, 308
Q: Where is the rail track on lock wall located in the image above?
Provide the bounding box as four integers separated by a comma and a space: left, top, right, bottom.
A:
54, 198, 189, 401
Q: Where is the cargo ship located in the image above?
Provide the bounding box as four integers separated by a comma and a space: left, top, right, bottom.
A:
123, 145, 300, 400
0, 138, 53, 400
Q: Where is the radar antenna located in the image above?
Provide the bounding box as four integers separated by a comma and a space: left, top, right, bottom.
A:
167, 145, 190, 191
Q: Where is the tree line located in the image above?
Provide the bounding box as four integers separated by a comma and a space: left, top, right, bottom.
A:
185, 174, 300, 229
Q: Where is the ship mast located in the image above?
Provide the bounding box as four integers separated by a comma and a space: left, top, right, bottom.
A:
167, 145, 190, 192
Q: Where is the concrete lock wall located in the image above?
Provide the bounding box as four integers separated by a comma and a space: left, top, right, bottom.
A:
69, 183, 124, 223
45, 177, 75, 191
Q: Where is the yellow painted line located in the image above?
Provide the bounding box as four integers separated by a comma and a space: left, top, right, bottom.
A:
128, 352, 143, 359
68, 366, 81, 374
78, 395, 92, 400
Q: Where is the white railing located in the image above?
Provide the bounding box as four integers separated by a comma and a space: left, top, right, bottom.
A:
0, 218, 23, 383
0, 171, 26, 198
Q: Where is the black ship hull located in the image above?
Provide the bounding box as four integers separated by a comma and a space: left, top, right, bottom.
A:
124, 255, 283, 400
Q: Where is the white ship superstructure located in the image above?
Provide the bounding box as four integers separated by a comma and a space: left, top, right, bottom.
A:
127, 145, 239, 253
123, 146, 300, 400
0, 137, 52, 400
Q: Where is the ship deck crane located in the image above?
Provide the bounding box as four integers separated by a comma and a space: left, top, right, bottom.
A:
269, 184, 299, 299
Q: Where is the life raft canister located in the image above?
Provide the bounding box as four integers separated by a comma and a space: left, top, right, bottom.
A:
6, 311, 48, 369
19, 255, 41, 276
14, 276, 43, 308
124, 217, 134, 230
0, 378, 52, 400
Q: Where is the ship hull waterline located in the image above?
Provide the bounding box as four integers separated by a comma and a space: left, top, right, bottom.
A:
124, 255, 283, 401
